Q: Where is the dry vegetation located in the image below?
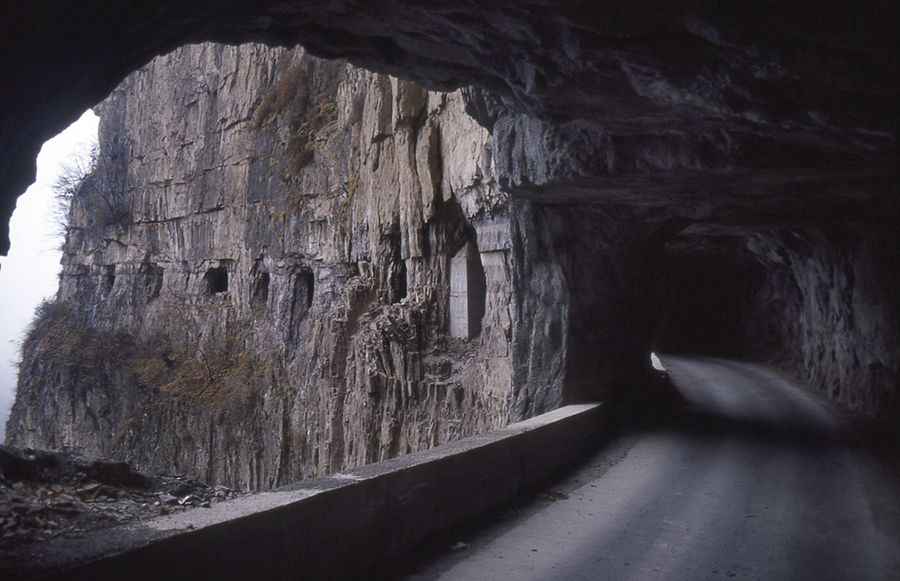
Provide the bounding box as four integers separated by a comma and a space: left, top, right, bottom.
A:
53, 141, 130, 233
251, 58, 340, 176
22, 300, 271, 414
131, 330, 271, 412
20, 300, 135, 372
252, 62, 306, 129
285, 100, 338, 175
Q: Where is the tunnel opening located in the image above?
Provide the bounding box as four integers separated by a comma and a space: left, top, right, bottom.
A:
204, 266, 229, 295
650, 223, 900, 421
449, 238, 487, 340
509, 206, 896, 424
252, 271, 270, 311
140, 262, 163, 301
287, 270, 315, 341
386, 224, 407, 305
390, 259, 407, 304
654, 230, 771, 358
101, 265, 115, 295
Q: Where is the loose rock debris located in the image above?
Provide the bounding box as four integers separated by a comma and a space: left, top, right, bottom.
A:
0, 445, 243, 562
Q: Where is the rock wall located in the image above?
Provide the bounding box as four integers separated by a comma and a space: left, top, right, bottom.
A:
7, 44, 521, 489
745, 227, 900, 418
658, 225, 900, 420
510, 202, 666, 415
3, 3, 894, 256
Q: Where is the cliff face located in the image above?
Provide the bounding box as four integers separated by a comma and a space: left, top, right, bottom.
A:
7, 44, 520, 489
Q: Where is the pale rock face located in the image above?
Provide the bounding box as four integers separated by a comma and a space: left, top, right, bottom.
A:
7, 44, 523, 490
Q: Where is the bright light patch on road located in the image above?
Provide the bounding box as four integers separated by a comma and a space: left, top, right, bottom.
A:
650, 352, 666, 371
0, 109, 99, 443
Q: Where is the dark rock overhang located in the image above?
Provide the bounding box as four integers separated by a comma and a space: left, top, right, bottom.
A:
2, 1, 896, 253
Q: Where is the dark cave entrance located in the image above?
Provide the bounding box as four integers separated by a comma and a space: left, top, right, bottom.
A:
647, 223, 900, 417
386, 224, 407, 304
288, 270, 315, 340
521, 207, 813, 407
653, 232, 772, 358
140, 263, 164, 301
390, 260, 407, 304
204, 266, 229, 295
299, 271, 314, 310
101, 265, 116, 295
252, 271, 270, 310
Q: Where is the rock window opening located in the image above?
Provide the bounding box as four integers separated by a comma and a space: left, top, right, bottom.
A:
289, 270, 315, 339
390, 260, 407, 304
141, 263, 163, 300
252, 272, 270, 309
300, 271, 314, 310
450, 240, 487, 339
102, 265, 115, 295
204, 266, 229, 295
387, 226, 407, 304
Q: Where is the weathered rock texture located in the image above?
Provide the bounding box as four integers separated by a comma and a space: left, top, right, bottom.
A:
510, 203, 668, 416
3, 4, 898, 481
8, 43, 683, 489
658, 225, 900, 419
1, 3, 895, 253
8, 45, 519, 489
747, 228, 900, 417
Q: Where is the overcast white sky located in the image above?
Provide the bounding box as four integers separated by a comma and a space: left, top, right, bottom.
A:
0, 110, 99, 443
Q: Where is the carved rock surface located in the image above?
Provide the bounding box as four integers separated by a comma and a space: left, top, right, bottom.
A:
7, 44, 517, 489
659, 224, 900, 420
3, 3, 897, 485
1, 2, 895, 253
746, 228, 900, 417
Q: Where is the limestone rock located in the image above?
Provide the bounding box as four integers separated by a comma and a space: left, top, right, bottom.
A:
7, 45, 518, 490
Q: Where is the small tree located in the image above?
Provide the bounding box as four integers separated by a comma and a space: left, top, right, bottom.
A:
53, 138, 130, 234
52, 141, 99, 237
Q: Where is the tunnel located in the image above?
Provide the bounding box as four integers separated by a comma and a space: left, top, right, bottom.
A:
1, 6, 895, 420
505, 195, 899, 425
652, 223, 900, 417
0, 3, 897, 580
3, 0, 894, 445
203, 266, 229, 295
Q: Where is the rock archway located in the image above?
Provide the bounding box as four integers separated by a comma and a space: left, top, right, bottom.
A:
1, 2, 895, 254
2, 4, 897, 482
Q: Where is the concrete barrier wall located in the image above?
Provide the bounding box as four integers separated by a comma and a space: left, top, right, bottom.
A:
26, 403, 606, 580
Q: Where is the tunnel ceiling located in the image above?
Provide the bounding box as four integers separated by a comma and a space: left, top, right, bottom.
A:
1, 1, 896, 253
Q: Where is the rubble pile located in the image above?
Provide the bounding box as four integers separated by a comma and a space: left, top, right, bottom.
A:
0, 446, 242, 555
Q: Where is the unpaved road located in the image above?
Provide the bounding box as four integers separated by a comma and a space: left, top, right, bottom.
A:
405, 356, 900, 581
